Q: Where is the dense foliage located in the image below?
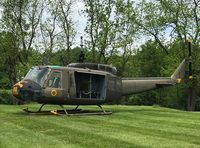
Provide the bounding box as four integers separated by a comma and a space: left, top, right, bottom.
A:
0, 0, 200, 110
0, 90, 13, 104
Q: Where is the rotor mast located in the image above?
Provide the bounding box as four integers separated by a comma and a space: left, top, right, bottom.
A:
78, 36, 85, 63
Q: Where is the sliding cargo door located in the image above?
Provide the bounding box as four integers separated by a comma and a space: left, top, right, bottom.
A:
74, 72, 106, 100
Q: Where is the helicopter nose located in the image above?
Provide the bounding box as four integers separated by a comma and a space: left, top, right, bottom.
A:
12, 80, 42, 101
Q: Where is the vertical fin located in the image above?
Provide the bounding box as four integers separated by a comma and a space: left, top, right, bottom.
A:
170, 59, 186, 83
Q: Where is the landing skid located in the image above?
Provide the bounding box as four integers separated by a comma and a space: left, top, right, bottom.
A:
23, 104, 112, 116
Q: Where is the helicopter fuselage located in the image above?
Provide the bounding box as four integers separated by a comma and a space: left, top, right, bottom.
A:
13, 64, 122, 105
12, 60, 186, 105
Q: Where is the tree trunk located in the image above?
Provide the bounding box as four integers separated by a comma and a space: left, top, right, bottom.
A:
186, 79, 197, 111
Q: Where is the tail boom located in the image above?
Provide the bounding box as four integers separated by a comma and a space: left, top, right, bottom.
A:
122, 78, 173, 96
122, 59, 186, 96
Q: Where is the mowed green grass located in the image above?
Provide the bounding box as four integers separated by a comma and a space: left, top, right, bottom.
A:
1, 104, 200, 148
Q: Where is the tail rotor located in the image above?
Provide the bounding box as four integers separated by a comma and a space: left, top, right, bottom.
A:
188, 39, 193, 80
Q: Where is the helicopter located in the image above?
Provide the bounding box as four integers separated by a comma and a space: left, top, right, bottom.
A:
11, 57, 187, 116
12, 40, 192, 116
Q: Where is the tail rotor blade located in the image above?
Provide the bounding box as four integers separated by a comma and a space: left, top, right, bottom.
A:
188, 39, 192, 80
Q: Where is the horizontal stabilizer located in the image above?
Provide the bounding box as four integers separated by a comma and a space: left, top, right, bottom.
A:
156, 82, 175, 87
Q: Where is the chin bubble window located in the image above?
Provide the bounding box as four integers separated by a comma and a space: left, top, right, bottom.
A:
47, 71, 62, 88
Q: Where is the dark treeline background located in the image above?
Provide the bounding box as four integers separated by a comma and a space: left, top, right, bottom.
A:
0, 0, 200, 110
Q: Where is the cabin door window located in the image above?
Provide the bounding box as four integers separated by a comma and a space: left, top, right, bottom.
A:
47, 71, 62, 88
43, 70, 63, 99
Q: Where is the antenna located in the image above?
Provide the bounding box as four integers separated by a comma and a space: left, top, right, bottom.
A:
78, 36, 85, 63
80, 36, 83, 51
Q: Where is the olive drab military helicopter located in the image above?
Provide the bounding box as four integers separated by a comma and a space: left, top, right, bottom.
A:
12, 39, 192, 116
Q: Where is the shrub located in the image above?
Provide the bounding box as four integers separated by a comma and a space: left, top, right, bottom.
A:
0, 89, 20, 105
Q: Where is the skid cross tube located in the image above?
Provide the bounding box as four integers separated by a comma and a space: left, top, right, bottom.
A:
38, 104, 45, 112
98, 105, 106, 113
59, 105, 68, 115
74, 105, 79, 110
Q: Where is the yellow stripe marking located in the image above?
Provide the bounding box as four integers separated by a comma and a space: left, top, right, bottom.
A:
50, 110, 58, 115
176, 78, 182, 84
189, 75, 193, 79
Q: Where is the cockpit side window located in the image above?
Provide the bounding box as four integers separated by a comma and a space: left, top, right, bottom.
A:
47, 71, 62, 88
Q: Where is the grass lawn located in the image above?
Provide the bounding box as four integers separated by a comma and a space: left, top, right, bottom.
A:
1, 104, 200, 148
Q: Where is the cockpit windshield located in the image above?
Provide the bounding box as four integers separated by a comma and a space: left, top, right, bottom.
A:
24, 67, 49, 86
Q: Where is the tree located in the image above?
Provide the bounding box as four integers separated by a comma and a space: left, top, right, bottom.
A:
134, 0, 170, 54
1, 0, 44, 63
84, 0, 118, 63
111, 0, 138, 76
131, 40, 166, 105
0, 32, 19, 85
0, 0, 45, 84
135, 0, 200, 110
40, 0, 61, 64
57, 0, 76, 65
40, 0, 76, 65
84, 0, 139, 72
